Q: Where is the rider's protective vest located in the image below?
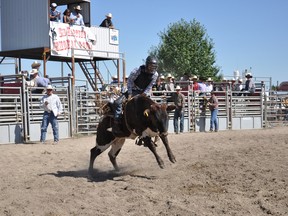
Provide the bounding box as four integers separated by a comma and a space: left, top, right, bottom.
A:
133, 65, 153, 92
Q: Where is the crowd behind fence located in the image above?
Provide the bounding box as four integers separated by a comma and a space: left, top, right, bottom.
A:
0, 74, 287, 144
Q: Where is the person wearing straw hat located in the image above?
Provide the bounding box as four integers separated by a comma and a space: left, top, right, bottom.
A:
31, 61, 41, 70
206, 77, 213, 94
70, 5, 84, 26
190, 75, 199, 93
172, 85, 185, 134
39, 85, 63, 144
100, 13, 114, 29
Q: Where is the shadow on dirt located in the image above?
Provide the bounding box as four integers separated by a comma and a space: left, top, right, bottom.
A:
39, 168, 156, 183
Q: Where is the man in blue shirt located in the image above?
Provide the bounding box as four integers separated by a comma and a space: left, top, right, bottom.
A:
50, 3, 61, 22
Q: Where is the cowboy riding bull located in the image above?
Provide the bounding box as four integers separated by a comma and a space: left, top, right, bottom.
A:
88, 56, 176, 177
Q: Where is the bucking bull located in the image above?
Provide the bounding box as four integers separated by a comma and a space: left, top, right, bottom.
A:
88, 94, 176, 177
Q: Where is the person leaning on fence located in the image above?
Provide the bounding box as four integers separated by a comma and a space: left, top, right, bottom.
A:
242, 73, 255, 96
206, 77, 213, 94
63, 9, 73, 24
50, 3, 61, 22
208, 90, 219, 132
39, 85, 63, 145
70, 5, 84, 26
100, 13, 114, 29
172, 85, 185, 134
152, 76, 166, 96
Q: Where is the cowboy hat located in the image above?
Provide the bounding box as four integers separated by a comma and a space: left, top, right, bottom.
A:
111, 75, 117, 79
74, 5, 82, 10
238, 78, 243, 82
106, 13, 112, 18
160, 75, 165, 79
31, 61, 41, 68
175, 85, 181, 90
191, 75, 198, 80
46, 85, 53, 90
166, 73, 172, 78
206, 77, 213, 82
29, 69, 39, 75
51, 3, 57, 7
245, 73, 253, 78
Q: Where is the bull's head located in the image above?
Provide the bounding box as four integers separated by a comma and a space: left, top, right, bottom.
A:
143, 103, 175, 135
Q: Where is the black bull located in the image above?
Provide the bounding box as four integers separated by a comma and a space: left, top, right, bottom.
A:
88, 95, 176, 176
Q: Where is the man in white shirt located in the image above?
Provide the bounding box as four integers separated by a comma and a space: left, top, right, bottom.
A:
70, 5, 84, 26
39, 85, 63, 144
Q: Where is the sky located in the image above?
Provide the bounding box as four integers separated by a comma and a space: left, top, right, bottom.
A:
0, 0, 288, 86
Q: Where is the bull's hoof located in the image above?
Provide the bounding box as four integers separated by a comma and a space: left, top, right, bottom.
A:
159, 163, 165, 169
170, 156, 177, 163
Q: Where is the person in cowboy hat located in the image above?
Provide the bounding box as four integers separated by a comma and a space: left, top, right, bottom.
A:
31, 61, 41, 70
26, 69, 39, 87
40, 85, 63, 144
206, 77, 213, 93
172, 85, 185, 134
70, 5, 84, 26
243, 73, 255, 95
165, 73, 175, 91
100, 13, 114, 29
190, 75, 199, 93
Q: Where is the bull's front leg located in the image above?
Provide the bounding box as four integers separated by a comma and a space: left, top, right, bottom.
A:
144, 137, 165, 169
160, 133, 176, 163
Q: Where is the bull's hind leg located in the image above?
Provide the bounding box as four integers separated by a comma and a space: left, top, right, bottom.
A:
108, 138, 125, 171
144, 137, 165, 169
88, 143, 111, 177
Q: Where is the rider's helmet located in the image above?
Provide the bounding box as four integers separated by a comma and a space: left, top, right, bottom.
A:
145, 56, 158, 73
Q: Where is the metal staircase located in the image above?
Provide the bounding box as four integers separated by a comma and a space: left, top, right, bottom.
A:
78, 61, 105, 91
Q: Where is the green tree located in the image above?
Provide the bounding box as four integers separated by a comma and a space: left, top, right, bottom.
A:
149, 19, 220, 80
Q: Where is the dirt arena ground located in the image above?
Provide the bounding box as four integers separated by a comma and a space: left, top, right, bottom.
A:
0, 127, 287, 216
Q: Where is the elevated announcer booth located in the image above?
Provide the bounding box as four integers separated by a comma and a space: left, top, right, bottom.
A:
0, 0, 124, 144
0, 0, 124, 90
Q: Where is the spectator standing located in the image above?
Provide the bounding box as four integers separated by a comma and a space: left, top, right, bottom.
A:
152, 77, 166, 96
100, 13, 114, 29
110, 75, 118, 84
159, 75, 166, 88
39, 85, 63, 144
50, 3, 61, 22
26, 69, 50, 93
31, 61, 41, 71
208, 91, 219, 132
113, 56, 158, 135
198, 77, 207, 96
165, 73, 175, 102
70, 5, 84, 26
235, 79, 243, 91
190, 75, 199, 92
26, 69, 39, 88
63, 9, 73, 24
244, 73, 255, 95
206, 77, 213, 94
172, 85, 185, 134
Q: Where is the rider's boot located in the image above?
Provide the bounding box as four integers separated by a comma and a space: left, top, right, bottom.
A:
112, 119, 124, 136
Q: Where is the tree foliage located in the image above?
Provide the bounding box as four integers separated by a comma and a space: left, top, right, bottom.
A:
149, 19, 220, 80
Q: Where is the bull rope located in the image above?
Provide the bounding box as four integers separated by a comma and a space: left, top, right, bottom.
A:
123, 98, 138, 137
